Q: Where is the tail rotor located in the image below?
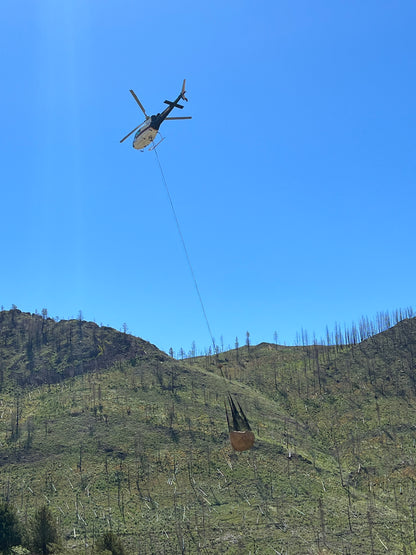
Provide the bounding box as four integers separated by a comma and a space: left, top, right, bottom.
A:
181, 79, 188, 102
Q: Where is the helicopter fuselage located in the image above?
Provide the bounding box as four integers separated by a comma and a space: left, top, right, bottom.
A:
121, 80, 190, 150
132, 94, 184, 149
133, 118, 158, 150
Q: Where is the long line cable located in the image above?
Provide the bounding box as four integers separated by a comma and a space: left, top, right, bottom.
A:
153, 147, 216, 351
154, 148, 253, 443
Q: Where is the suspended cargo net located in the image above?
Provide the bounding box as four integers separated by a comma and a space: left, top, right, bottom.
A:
225, 394, 255, 452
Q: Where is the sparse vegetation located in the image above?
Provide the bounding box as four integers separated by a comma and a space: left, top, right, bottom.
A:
1, 307, 416, 553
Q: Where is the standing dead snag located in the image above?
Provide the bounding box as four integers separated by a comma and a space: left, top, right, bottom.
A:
225, 394, 255, 452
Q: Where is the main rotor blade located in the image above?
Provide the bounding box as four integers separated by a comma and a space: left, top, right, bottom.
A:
165, 116, 192, 120
129, 90, 147, 117
120, 123, 142, 143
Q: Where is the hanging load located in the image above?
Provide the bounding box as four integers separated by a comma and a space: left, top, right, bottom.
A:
225, 394, 255, 452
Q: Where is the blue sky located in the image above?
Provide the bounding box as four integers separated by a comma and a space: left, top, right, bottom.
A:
1, 1, 415, 355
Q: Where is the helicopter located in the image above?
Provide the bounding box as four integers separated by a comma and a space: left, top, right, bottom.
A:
120, 79, 192, 150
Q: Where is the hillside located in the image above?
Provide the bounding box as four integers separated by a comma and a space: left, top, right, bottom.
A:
0, 309, 166, 389
1, 310, 416, 553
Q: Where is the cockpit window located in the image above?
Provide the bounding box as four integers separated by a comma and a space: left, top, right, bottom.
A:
134, 121, 150, 139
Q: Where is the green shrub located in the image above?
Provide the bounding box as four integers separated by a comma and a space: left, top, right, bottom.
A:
96, 531, 126, 555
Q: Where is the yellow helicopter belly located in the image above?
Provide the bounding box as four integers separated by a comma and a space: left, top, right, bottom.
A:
133, 127, 158, 150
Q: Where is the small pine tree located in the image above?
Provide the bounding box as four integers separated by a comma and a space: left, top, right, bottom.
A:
29, 505, 60, 555
0, 501, 22, 553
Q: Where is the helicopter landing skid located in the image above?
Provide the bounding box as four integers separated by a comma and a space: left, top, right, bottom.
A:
149, 136, 165, 151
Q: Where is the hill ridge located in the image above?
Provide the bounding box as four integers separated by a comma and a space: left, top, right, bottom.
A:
0, 308, 167, 390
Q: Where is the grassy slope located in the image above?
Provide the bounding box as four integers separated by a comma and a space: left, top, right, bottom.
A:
1, 310, 416, 553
